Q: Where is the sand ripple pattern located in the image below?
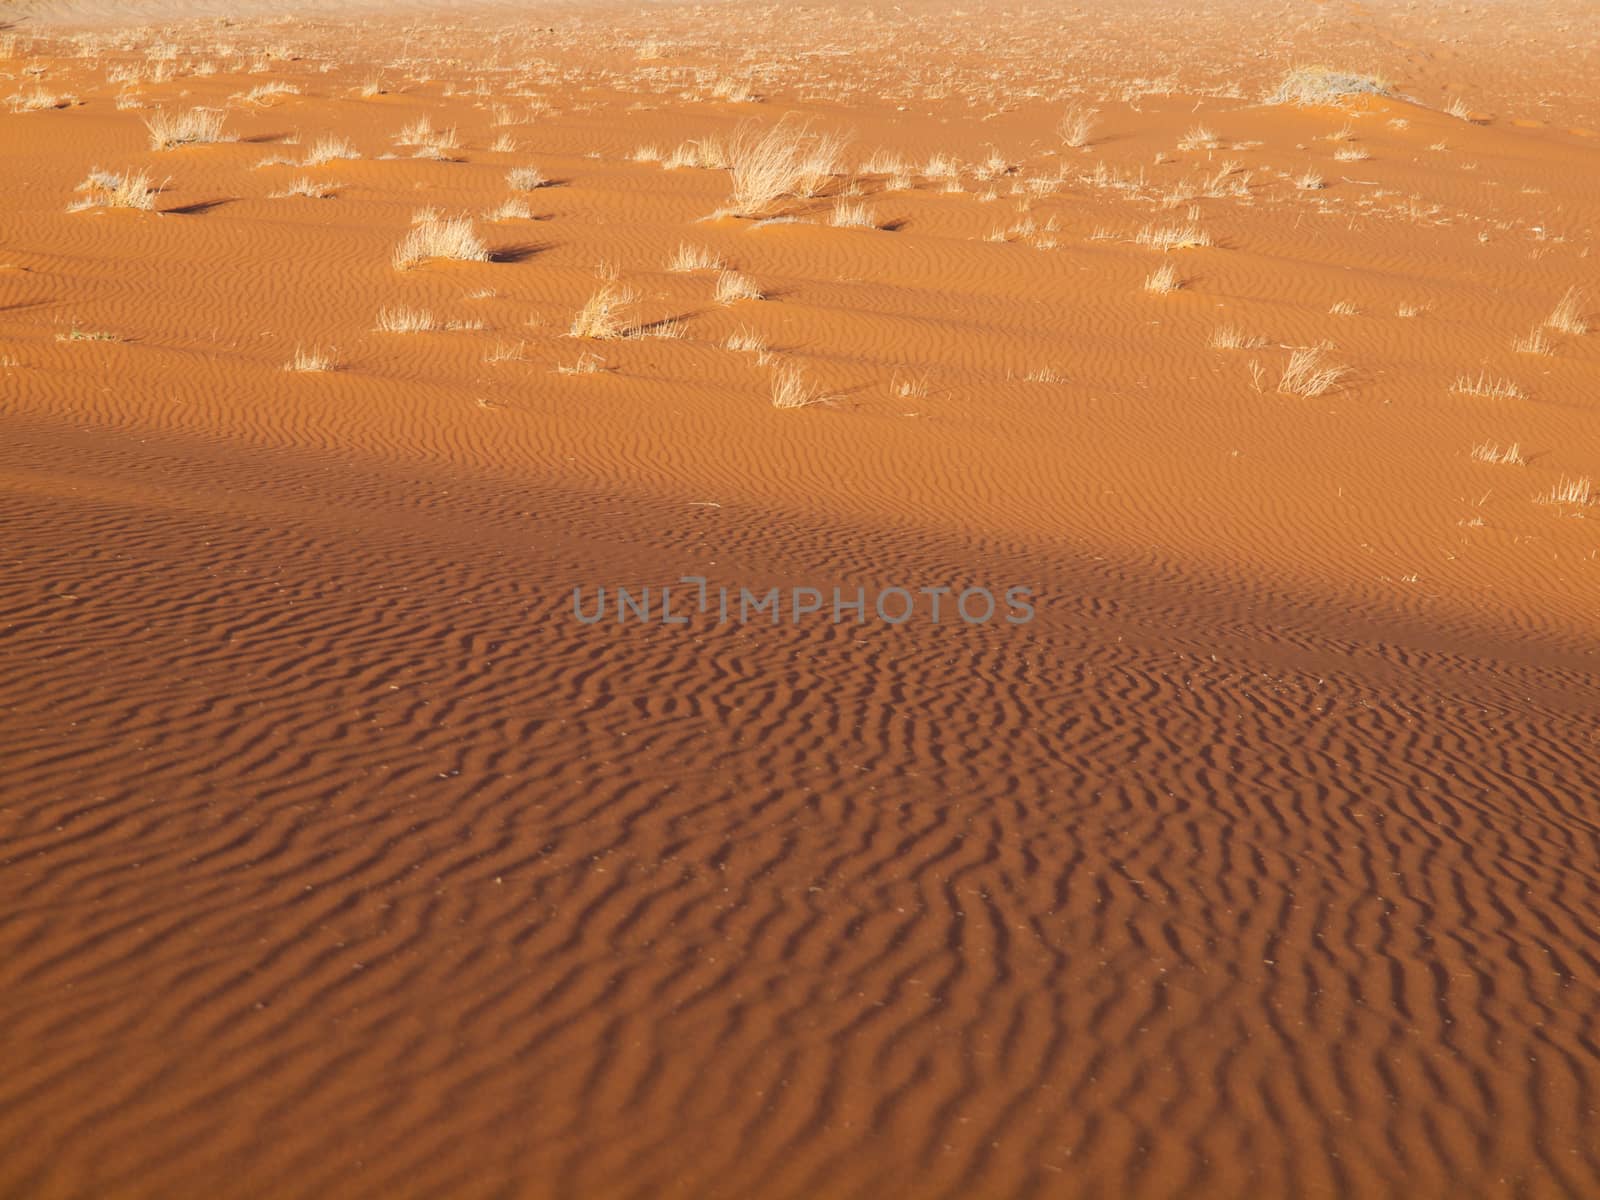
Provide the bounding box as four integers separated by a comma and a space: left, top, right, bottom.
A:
2, 415, 1598, 1200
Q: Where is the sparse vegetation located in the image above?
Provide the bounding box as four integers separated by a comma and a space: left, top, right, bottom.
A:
375, 307, 439, 333
304, 136, 358, 165
1277, 347, 1350, 396
145, 107, 227, 149
1452, 371, 1526, 400
669, 244, 726, 272
1143, 262, 1181, 294
829, 199, 878, 228
1058, 104, 1098, 149
1545, 288, 1587, 336
1535, 476, 1592, 508
1513, 327, 1552, 355
1268, 67, 1389, 106
714, 271, 764, 304
286, 345, 336, 372
1471, 441, 1525, 466
770, 363, 824, 409
722, 120, 846, 217
70, 168, 160, 211
1210, 325, 1265, 350
393, 213, 490, 269
569, 278, 638, 339
507, 165, 549, 191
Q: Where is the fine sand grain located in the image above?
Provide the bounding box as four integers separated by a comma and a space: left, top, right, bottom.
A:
3, 1, 1599, 1197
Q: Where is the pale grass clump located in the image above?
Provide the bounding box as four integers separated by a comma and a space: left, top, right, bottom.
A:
1210, 325, 1265, 350
375, 307, 439, 333
490, 133, 517, 154
303, 135, 358, 165
70, 168, 159, 211
1444, 97, 1475, 121
1513, 327, 1552, 355
1535, 476, 1592, 508
9, 88, 73, 112
711, 76, 758, 103
145, 107, 227, 149
829, 199, 878, 228
1330, 301, 1358, 316
1277, 347, 1350, 396
237, 81, 299, 105
668, 243, 725, 272
1143, 262, 1181, 294
769, 363, 825, 409
485, 198, 533, 221
506, 165, 549, 191
892, 369, 930, 398
1177, 124, 1217, 151
1333, 146, 1369, 162
1452, 371, 1525, 400
1267, 68, 1389, 106
725, 326, 769, 356
1058, 104, 1098, 149
1544, 288, 1587, 336
569, 279, 638, 339
1135, 223, 1211, 251
271, 177, 337, 199
285, 345, 336, 372
1470, 440, 1525, 466
723, 120, 846, 217
714, 271, 763, 304
664, 136, 730, 171
555, 350, 606, 376
1295, 169, 1325, 190
392, 213, 490, 270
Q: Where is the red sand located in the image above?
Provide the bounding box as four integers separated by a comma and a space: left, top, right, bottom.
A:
2, 1, 1599, 1196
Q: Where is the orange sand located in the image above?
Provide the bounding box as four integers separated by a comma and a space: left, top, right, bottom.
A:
2, 1, 1599, 1196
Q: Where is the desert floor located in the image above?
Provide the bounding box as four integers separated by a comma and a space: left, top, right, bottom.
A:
2, 0, 1599, 1196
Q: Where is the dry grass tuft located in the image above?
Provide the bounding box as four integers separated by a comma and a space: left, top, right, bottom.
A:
1513, 327, 1553, 355
1143, 262, 1181, 294
304, 135, 357, 165
770, 362, 825, 409
668, 244, 726, 272
285, 345, 336, 372
375, 307, 439, 333
1268, 67, 1389, 106
1210, 325, 1265, 350
71, 168, 159, 211
1535, 476, 1592, 508
828, 199, 878, 228
722, 120, 846, 217
1545, 287, 1587, 336
715, 270, 764, 304
1277, 347, 1350, 396
506, 165, 549, 191
1136, 223, 1211, 251
725, 326, 769, 356
1452, 371, 1526, 400
1470, 441, 1525, 466
1058, 104, 1098, 149
392, 213, 490, 270
569, 278, 638, 339
145, 107, 227, 149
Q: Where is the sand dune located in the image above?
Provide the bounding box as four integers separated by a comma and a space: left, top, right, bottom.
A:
3, 2, 1599, 1197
